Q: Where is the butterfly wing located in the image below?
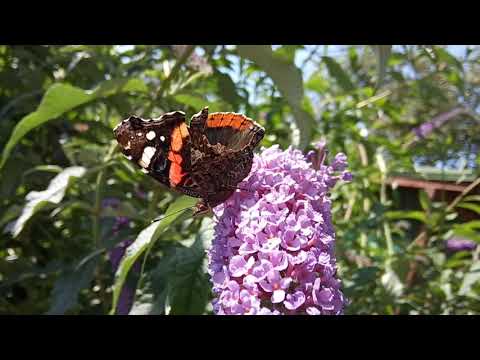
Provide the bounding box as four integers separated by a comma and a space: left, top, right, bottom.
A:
188, 107, 265, 207
114, 111, 193, 190
190, 107, 265, 152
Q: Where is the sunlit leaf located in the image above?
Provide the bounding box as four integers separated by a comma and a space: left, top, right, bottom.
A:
459, 260, 480, 297
381, 267, 404, 297
456, 202, 480, 214
110, 195, 197, 314
322, 56, 354, 92
385, 210, 427, 223
0, 78, 148, 170
419, 190, 431, 212
5, 166, 86, 238
305, 72, 329, 93
236, 45, 315, 149
174, 94, 218, 112
451, 228, 480, 243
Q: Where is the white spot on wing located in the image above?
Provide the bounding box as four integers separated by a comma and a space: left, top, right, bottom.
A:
160, 135, 166, 142
139, 146, 156, 168
125, 141, 131, 150
137, 132, 143, 137
146, 131, 156, 140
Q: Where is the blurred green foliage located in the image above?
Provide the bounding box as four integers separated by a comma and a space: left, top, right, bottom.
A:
1, 45, 480, 315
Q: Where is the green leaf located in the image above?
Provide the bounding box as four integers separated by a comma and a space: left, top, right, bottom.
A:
453, 220, 480, 231
463, 195, 480, 203
305, 72, 329, 93
419, 190, 431, 212
350, 266, 381, 287
371, 45, 392, 89
451, 228, 480, 243
46, 255, 99, 315
456, 202, 480, 214
236, 45, 315, 149
151, 217, 213, 314
0, 78, 147, 170
459, 260, 480, 297
174, 94, 218, 112
433, 47, 464, 70
322, 56, 354, 92
23, 165, 64, 177
5, 166, 86, 238
214, 69, 243, 109
385, 210, 427, 223
381, 267, 404, 297
273, 45, 303, 63
109, 195, 197, 314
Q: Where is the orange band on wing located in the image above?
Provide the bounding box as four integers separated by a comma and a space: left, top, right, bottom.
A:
171, 122, 189, 152
169, 162, 185, 186
179, 122, 189, 139
168, 150, 183, 164
168, 150, 185, 186
207, 113, 251, 130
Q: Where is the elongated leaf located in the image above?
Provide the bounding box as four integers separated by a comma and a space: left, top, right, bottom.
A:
419, 190, 431, 212
451, 228, 480, 243
174, 94, 218, 112
236, 45, 315, 149
46, 255, 99, 315
385, 210, 427, 223
459, 260, 480, 297
322, 56, 354, 92
381, 267, 404, 297
214, 69, 243, 109
5, 166, 86, 238
110, 195, 197, 314
463, 195, 480, 203
371, 45, 392, 88
0, 78, 147, 170
453, 220, 480, 231
456, 202, 480, 214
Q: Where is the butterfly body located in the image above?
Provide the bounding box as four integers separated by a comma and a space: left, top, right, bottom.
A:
113, 107, 265, 215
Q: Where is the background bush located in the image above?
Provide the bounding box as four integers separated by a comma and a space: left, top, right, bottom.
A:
1, 45, 479, 315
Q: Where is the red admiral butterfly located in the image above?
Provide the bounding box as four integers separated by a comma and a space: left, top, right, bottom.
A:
113, 107, 265, 216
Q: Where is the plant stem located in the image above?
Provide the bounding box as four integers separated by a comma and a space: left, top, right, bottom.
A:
92, 141, 118, 249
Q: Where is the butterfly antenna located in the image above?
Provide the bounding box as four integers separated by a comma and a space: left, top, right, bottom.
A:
150, 205, 196, 224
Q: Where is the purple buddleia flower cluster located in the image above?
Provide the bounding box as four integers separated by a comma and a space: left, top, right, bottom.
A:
445, 237, 477, 253
412, 107, 466, 139
207, 145, 351, 315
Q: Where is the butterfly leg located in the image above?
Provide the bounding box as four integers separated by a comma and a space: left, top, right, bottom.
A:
192, 199, 211, 217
